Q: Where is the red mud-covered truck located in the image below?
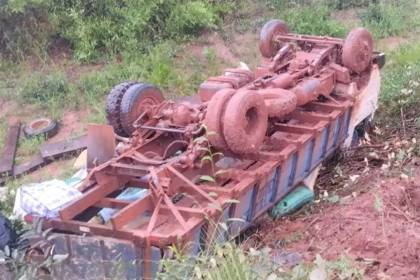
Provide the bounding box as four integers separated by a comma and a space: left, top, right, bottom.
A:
34, 19, 384, 279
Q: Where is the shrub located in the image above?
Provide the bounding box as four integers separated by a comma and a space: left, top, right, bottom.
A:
19, 72, 71, 103
167, 1, 217, 38
360, 1, 419, 38
379, 43, 420, 125
0, 0, 236, 61
0, 0, 53, 59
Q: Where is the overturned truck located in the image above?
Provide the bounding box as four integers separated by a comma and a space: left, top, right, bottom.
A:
43, 20, 384, 279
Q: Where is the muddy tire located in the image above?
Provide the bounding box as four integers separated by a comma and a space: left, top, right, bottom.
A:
105, 82, 136, 137
204, 89, 235, 150
120, 83, 164, 136
342, 28, 373, 74
259, 19, 289, 58
223, 90, 268, 155
23, 118, 58, 139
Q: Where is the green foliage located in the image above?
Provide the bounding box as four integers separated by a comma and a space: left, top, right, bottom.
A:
19, 72, 71, 103
0, 219, 68, 279
279, 3, 347, 37
0, 0, 53, 60
160, 243, 365, 280
360, 1, 420, 38
0, 0, 235, 61
167, 1, 217, 38
159, 243, 256, 280
380, 43, 420, 119
15, 135, 45, 165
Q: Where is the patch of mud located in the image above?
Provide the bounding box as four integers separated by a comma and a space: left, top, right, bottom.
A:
377, 36, 409, 52
48, 109, 89, 143
187, 32, 238, 65
245, 177, 420, 279
0, 100, 18, 120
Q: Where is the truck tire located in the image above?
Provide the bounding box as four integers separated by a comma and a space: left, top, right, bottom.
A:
23, 118, 58, 139
342, 28, 373, 74
105, 81, 136, 137
204, 89, 235, 150
223, 90, 268, 155
259, 19, 289, 58
120, 83, 164, 136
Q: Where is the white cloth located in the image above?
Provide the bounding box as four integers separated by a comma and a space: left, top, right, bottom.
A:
13, 169, 87, 218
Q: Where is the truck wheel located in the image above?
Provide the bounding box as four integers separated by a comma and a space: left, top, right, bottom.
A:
259, 19, 289, 58
204, 89, 235, 150
342, 28, 373, 74
120, 83, 164, 136
106, 82, 136, 137
223, 90, 268, 155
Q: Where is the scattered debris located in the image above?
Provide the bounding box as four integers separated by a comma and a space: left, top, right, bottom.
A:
270, 186, 314, 219
13, 170, 87, 219
0, 212, 17, 250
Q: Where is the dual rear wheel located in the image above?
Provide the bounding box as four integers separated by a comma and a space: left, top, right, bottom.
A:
105, 82, 164, 137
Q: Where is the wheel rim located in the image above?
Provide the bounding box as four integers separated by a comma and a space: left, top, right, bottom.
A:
259, 19, 289, 58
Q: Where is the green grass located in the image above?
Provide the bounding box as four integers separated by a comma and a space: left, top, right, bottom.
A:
379, 42, 420, 121
360, 1, 420, 39
279, 3, 348, 37
0, 121, 8, 149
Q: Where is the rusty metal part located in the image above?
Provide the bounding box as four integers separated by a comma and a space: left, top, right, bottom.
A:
273, 33, 344, 46
203, 88, 235, 150
198, 67, 254, 102
0, 122, 20, 177
120, 83, 165, 136
259, 19, 289, 58
260, 88, 297, 117
41, 21, 383, 279
87, 124, 116, 169
106, 81, 136, 136
223, 90, 268, 154
342, 28, 373, 74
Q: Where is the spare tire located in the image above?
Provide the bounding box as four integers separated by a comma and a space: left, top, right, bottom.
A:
24, 118, 58, 139
105, 81, 136, 137
259, 19, 289, 58
223, 90, 268, 155
342, 28, 373, 74
120, 83, 164, 136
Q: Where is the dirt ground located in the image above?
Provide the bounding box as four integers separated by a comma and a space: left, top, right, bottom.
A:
244, 142, 420, 279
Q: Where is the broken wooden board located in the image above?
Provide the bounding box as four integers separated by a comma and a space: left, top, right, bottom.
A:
0, 122, 21, 177
40, 135, 87, 160
13, 153, 45, 177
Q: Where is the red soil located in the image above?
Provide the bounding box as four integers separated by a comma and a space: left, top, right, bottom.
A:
246, 177, 420, 279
